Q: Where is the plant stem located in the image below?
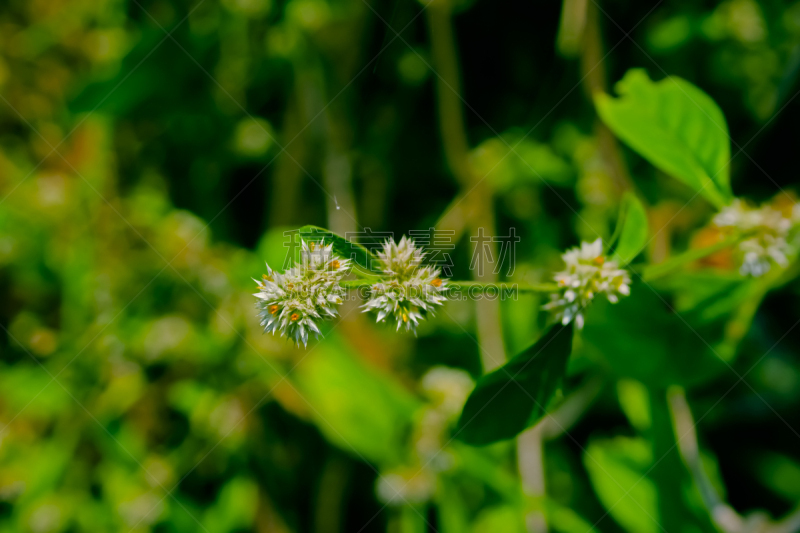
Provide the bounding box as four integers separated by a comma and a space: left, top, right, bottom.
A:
718, 259, 800, 362
640, 233, 744, 282
340, 279, 558, 293
447, 281, 559, 293
667, 387, 744, 533
427, 0, 507, 372
650, 388, 691, 532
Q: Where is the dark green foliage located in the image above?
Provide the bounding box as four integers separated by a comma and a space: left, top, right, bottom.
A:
457, 324, 573, 445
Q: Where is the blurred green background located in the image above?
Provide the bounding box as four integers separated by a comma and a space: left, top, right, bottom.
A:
1, 0, 800, 531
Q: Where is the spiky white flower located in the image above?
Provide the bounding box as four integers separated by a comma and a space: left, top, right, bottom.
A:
543, 238, 631, 329
713, 199, 796, 277
362, 236, 448, 333
254, 239, 350, 346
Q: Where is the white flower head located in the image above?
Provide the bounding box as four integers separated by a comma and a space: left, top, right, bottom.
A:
362, 236, 448, 333
413, 366, 474, 472
713, 199, 796, 277
420, 366, 474, 418
543, 238, 631, 329
254, 239, 350, 346
375, 468, 435, 506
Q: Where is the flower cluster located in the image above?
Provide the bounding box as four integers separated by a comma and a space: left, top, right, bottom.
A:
362, 236, 448, 333
713, 198, 799, 277
254, 240, 350, 346
543, 238, 631, 329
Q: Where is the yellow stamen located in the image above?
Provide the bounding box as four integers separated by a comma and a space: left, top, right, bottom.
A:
290, 313, 300, 322
593, 256, 605, 266
263, 274, 273, 282
402, 313, 408, 323
268, 305, 279, 315
331, 260, 340, 270
309, 242, 315, 251
431, 278, 442, 287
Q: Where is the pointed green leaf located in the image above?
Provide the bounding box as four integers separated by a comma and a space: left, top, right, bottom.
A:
456, 324, 574, 445
596, 69, 732, 208
612, 192, 649, 265
297, 225, 381, 274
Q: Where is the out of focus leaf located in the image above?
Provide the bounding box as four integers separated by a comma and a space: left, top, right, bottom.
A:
469, 135, 573, 193
0, 365, 71, 418
581, 282, 728, 388
471, 505, 526, 533
653, 271, 754, 320
15, 440, 78, 505
257, 226, 296, 270
617, 379, 651, 431
293, 341, 420, 465
401, 504, 428, 533
754, 453, 800, 500
584, 437, 658, 533
596, 69, 732, 208
437, 477, 470, 533
611, 192, 648, 265
456, 324, 573, 445
544, 499, 598, 533
649, 271, 761, 363
203, 477, 259, 533
451, 442, 522, 502
647, 16, 692, 53
297, 225, 381, 274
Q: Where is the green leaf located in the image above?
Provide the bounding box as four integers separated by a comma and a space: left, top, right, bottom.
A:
203, 477, 259, 533
450, 442, 523, 502
583, 437, 658, 533
400, 505, 428, 533
616, 379, 651, 431
612, 192, 649, 265
293, 340, 421, 465
437, 477, 470, 533
297, 225, 381, 274
596, 69, 732, 208
754, 452, 800, 500
581, 281, 728, 388
456, 324, 574, 445
544, 499, 600, 533
471, 505, 527, 533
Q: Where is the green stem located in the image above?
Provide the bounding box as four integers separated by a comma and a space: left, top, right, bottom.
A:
340, 279, 558, 293
350, 266, 382, 281
717, 259, 800, 362
446, 280, 559, 293
640, 233, 745, 282
650, 388, 692, 531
